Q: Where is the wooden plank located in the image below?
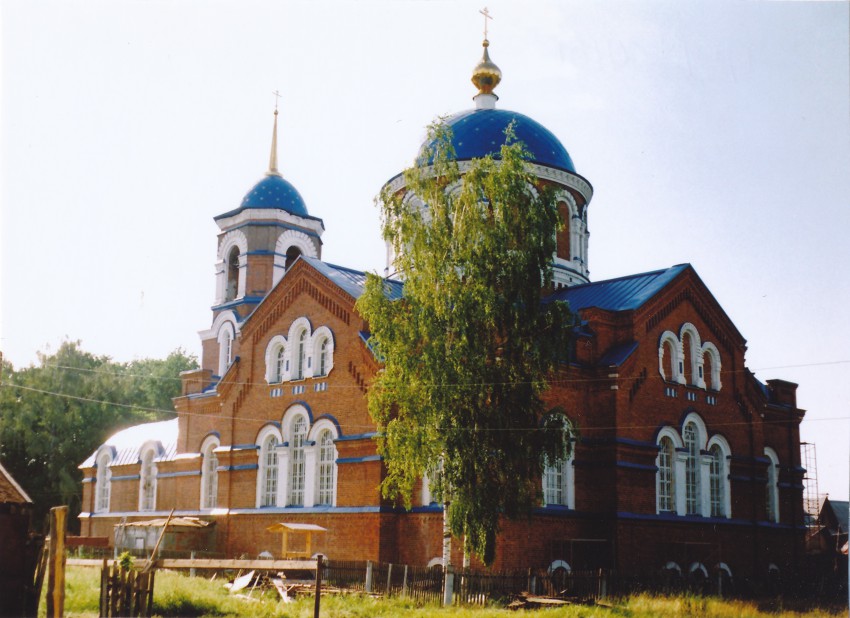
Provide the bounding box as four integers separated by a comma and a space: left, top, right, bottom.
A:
46, 506, 67, 618
156, 558, 317, 570
68, 557, 317, 570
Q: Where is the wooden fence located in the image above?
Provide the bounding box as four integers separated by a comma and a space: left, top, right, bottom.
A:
99, 559, 155, 618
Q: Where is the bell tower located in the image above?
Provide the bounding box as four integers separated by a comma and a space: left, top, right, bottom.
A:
200, 101, 325, 378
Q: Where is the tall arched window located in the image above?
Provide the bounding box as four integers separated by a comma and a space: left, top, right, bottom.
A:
200, 437, 219, 510
225, 246, 240, 301
316, 429, 336, 505
317, 339, 329, 377
288, 416, 308, 505
657, 436, 675, 513
276, 347, 286, 382
764, 447, 780, 523
139, 448, 157, 511
295, 331, 307, 380
260, 435, 279, 507
542, 455, 574, 508
683, 422, 700, 515
95, 451, 112, 513
709, 444, 724, 517
218, 323, 235, 376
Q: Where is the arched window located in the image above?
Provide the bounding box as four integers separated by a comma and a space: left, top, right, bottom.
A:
657, 436, 676, 513
542, 456, 574, 508
556, 201, 571, 261
217, 322, 236, 377
681, 332, 694, 385
295, 331, 307, 380
316, 429, 336, 505
764, 447, 780, 523
95, 450, 112, 513
288, 416, 308, 505
683, 422, 701, 515
200, 437, 219, 510
139, 447, 157, 511
658, 331, 683, 384
701, 342, 722, 391
225, 246, 240, 301
709, 444, 724, 517
285, 245, 302, 270
260, 434, 279, 507
317, 339, 328, 377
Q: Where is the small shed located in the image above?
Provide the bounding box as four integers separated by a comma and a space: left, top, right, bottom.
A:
115, 517, 216, 556
0, 461, 37, 617
266, 522, 327, 559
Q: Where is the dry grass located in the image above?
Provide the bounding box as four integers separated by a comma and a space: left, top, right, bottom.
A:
46, 565, 847, 617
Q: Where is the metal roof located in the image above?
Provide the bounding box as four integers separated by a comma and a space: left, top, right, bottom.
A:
547, 264, 690, 313
79, 418, 178, 469
300, 257, 404, 301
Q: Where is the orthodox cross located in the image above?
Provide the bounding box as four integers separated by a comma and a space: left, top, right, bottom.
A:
272, 89, 282, 113
480, 7, 493, 39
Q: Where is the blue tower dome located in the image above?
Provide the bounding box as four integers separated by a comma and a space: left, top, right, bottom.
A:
424, 108, 576, 173
239, 174, 308, 216
216, 107, 310, 221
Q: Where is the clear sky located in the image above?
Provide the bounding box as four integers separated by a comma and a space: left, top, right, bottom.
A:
2, 1, 848, 500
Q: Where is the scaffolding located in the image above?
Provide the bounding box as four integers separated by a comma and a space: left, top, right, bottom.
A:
801, 442, 820, 523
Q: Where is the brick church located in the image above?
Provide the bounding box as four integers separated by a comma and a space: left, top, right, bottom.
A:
79, 38, 806, 586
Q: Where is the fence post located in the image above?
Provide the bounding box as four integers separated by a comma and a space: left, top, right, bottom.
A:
402, 564, 408, 597
443, 565, 454, 606
365, 560, 373, 593
527, 567, 536, 596
598, 568, 607, 600
386, 563, 393, 596
190, 551, 196, 578
46, 506, 67, 618
313, 554, 323, 618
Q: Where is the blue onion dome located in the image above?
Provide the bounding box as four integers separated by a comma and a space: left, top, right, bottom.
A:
419, 39, 576, 174
430, 108, 576, 173
240, 173, 309, 216
216, 108, 310, 220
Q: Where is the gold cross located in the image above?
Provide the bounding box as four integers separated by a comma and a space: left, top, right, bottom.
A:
480, 7, 493, 40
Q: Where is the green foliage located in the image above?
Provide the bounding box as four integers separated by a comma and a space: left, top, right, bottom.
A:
0, 340, 197, 529
117, 551, 135, 570
357, 123, 576, 565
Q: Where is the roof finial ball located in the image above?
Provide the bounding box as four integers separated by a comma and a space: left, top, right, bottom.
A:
472, 7, 501, 109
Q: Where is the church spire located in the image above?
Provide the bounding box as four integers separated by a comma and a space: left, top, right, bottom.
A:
267, 91, 281, 177
472, 8, 501, 109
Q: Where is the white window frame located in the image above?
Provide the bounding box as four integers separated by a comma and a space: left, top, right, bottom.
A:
658, 331, 685, 384
706, 435, 731, 518
311, 326, 334, 378
309, 419, 339, 507
200, 435, 220, 510
701, 342, 722, 391
542, 444, 575, 509
679, 323, 703, 388
138, 444, 158, 512
95, 449, 113, 513
288, 415, 309, 506
264, 335, 288, 383
256, 425, 282, 508
656, 427, 682, 514
764, 447, 780, 523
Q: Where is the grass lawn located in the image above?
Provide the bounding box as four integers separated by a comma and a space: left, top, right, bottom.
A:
48, 565, 846, 617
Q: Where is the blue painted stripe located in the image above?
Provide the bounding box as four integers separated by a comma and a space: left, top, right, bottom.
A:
111, 474, 140, 481
778, 482, 804, 490
409, 505, 444, 513
218, 464, 259, 472
82, 478, 95, 484
229, 444, 261, 452
157, 471, 201, 479
336, 455, 382, 464
335, 432, 379, 442
616, 511, 751, 526
616, 461, 657, 472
